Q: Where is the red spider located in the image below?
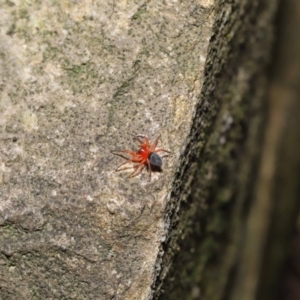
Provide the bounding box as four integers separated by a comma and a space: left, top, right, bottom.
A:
111, 134, 171, 180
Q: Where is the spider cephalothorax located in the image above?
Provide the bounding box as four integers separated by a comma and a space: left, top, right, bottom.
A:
111, 134, 171, 180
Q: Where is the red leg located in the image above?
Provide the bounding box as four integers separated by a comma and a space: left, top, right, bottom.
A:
129, 162, 146, 177
135, 134, 148, 139
154, 148, 171, 154
115, 158, 143, 171
135, 135, 149, 148
111, 149, 139, 157
135, 137, 145, 144
116, 163, 133, 172
150, 135, 161, 151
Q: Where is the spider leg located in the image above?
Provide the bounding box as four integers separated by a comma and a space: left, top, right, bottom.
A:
154, 148, 172, 154
111, 149, 139, 157
111, 152, 131, 161
116, 164, 133, 172
134, 135, 149, 146
129, 163, 146, 178
115, 159, 139, 171
147, 159, 152, 181
135, 137, 146, 144
135, 134, 148, 139
150, 135, 161, 151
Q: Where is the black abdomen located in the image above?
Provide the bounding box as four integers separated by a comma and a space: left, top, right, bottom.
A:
149, 152, 163, 167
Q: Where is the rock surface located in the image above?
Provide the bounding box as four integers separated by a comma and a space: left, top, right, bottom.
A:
0, 1, 213, 299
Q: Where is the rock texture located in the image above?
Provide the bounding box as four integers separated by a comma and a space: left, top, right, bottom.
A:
2, 0, 297, 299
0, 1, 213, 299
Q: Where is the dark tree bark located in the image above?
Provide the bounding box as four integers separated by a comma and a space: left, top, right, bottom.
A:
154, 0, 300, 299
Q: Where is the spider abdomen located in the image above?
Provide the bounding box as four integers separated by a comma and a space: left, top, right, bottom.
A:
149, 152, 163, 167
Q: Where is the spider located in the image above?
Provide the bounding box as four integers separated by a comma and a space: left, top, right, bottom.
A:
111, 134, 171, 181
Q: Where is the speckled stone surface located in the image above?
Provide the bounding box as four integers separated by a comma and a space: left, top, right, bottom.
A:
0, 1, 214, 299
